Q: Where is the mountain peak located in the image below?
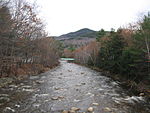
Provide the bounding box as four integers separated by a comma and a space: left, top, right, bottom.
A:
59, 28, 97, 39
78, 28, 94, 31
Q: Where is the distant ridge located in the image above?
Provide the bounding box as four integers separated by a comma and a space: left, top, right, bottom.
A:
58, 28, 97, 39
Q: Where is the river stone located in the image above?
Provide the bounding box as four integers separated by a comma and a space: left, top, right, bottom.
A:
0, 94, 9, 97
4, 107, 15, 112
71, 107, 80, 111
92, 103, 99, 106
51, 96, 64, 100
33, 103, 41, 108
9, 84, 18, 88
15, 104, 20, 108
139, 93, 144, 96
38, 94, 49, 97
54, 87, 61, 90
22, 88, 35, 92
69, 110, 76, 113
74, 99, 80, 102
62, 110, 68, 113
58, 96, 64, 99
51, 97, 58, 100
87, 107, 94, 112
104, 107, 112, 112
36, 80, 44, 84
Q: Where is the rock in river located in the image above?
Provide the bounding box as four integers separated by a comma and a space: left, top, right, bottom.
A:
87, 107, 94, 112
71, 107, 80, 111
104, 107, 112, 112
51, 97, 58, 100
62, 110, 68, 113
139, 93, 144, 96
69, 110, 76, 113
92, 103, 99, 106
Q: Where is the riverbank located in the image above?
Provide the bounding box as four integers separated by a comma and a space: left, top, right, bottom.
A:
0, 62, 60, 88
74, 62, 150, 99
89, 66, 150, 99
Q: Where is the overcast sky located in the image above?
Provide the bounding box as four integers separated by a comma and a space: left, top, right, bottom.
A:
31, 0, 150, 36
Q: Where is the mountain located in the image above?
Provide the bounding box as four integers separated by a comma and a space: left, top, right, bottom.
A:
58, 28, 97, 40
52, 28, 97, 48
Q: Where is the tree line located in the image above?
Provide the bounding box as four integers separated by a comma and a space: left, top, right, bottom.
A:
69, 13, 150, 92
0, 0, 60, 77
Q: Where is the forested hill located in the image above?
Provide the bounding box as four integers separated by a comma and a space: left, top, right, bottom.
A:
57, 28, 97, 40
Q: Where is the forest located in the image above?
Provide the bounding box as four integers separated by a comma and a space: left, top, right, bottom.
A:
0, 0, 60, 78
63, 14, 150, 95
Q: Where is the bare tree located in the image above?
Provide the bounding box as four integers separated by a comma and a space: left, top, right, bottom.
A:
0, 0, 60, 77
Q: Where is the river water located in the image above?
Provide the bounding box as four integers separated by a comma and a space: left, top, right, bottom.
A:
0, 61, 150, 113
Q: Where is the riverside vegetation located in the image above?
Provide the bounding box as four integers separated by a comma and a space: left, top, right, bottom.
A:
0, 0, 60, 84
63, 13, 150, 97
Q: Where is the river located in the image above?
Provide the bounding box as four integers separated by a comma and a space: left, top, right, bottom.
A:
0, 60, 150, 113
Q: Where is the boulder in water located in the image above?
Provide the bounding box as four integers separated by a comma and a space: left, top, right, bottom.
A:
104, 107, 112, 112
71, 107, 80, 111
87, 107, 94, 112
62, 110, 68, 113
92, 103, 99, 106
